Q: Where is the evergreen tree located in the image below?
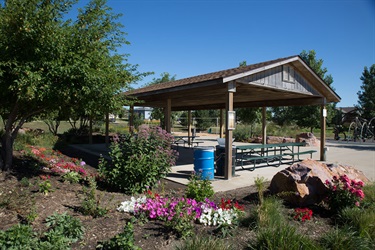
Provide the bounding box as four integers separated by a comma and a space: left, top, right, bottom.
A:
357, 65, 375, 119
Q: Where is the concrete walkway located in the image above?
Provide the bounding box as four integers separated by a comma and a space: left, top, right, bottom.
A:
170, 136, 374, 192
69, 136, 375, 193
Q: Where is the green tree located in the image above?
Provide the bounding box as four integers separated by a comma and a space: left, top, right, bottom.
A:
357, 64, 375, 119
0, 0, 144, 171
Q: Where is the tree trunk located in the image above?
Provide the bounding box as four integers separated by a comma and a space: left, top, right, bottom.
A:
0, 132, 14, 171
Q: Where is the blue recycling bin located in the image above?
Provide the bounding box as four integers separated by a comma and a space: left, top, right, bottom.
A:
193, 147, 214, 180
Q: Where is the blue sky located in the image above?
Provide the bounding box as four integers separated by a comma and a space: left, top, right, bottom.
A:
88, 0, 374, 107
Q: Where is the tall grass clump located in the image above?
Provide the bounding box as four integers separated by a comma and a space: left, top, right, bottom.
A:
338, 207, 375, 246
319, 226, 373, 250
248, 224, 320, 250
176, 235, 232, 250
362, 182, 375, 208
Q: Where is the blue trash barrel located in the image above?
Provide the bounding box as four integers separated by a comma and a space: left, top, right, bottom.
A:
193, 147, 214, 180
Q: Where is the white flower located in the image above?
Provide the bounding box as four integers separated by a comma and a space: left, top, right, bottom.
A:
117, 196, 146, 214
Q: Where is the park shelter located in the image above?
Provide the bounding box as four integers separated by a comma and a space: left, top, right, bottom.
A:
125, 55, 341, 179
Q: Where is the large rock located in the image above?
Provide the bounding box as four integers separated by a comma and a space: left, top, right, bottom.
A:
296, 132, 319, 146
270, 159, 370, 206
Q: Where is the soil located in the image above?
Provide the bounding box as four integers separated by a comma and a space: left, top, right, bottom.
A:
0, 150, 333, 250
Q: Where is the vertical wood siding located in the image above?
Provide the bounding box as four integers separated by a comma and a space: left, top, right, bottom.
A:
241, 65, 319, 95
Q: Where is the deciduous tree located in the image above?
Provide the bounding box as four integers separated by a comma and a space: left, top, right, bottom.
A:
0, 0, 144, 171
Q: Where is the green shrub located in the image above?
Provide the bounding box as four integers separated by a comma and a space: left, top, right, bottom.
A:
176, 235, 232, 250
0, 224, 39, 249
248, 224, 320, 250
99, 125, 178, 194
319, 226, 372, 250
185, 173, 214, 202
44, 212, 85, 244
62, 171, 81, 184
80, 177, 108, 217
96, 222, 140, 250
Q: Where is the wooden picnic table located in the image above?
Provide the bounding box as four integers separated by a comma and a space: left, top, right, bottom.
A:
235, 142, 317, 171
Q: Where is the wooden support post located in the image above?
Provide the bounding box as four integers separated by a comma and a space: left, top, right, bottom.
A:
164, 98, 172, 133
220, 109, 225, 138
320, 104, 327, 161
225, 81, 235, 180
188, 110, 192, 145
262, 107, 267, 145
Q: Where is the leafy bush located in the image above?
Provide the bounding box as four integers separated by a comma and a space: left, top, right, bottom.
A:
96, 221, 140, 250
185, 173, 214, 202
99, 125, 178, 194
0, 213, 84, 249
62, 171, 81, 184
44, 212, 85, 244
0, 224, 39, 249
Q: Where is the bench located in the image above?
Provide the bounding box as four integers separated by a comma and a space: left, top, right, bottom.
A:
238, 154, 283, 171
283, 150, 317, 161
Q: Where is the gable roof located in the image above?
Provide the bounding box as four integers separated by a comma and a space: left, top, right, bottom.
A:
126, 55, 341, 111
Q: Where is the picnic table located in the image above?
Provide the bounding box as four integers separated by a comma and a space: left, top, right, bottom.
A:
235, 142, 317, 171
172, 135, 203, 148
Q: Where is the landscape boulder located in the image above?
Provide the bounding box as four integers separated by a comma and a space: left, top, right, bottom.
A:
296, 132, 320, 146
270, 159, 369, 206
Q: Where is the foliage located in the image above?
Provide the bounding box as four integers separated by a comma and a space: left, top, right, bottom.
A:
232, 124, 261, 142
319, 226, 373, 250
248, 224, 320, 250
293, 208, 313, 222
14, 131, 59, 151
324, 175, 365, 213
98, 125, 178, 194
0, 224, 39, 249
0, 213, 84, 249
362, 182, 375, 209
96, 221, 141, 250
357, 64, 375, 119
80, 177, 109, 218
0, 0, 146, 171
256, 196, 286, 229
338, 207, 375, 245
235, 107, 262, 124
44, 212, 85, 244
38, 177, 53, 195
62, 171, 82, 184
254, 176, 267, 206
176, 235, 232, 250
185, 172, 215, 202
193, 110, 219, 130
